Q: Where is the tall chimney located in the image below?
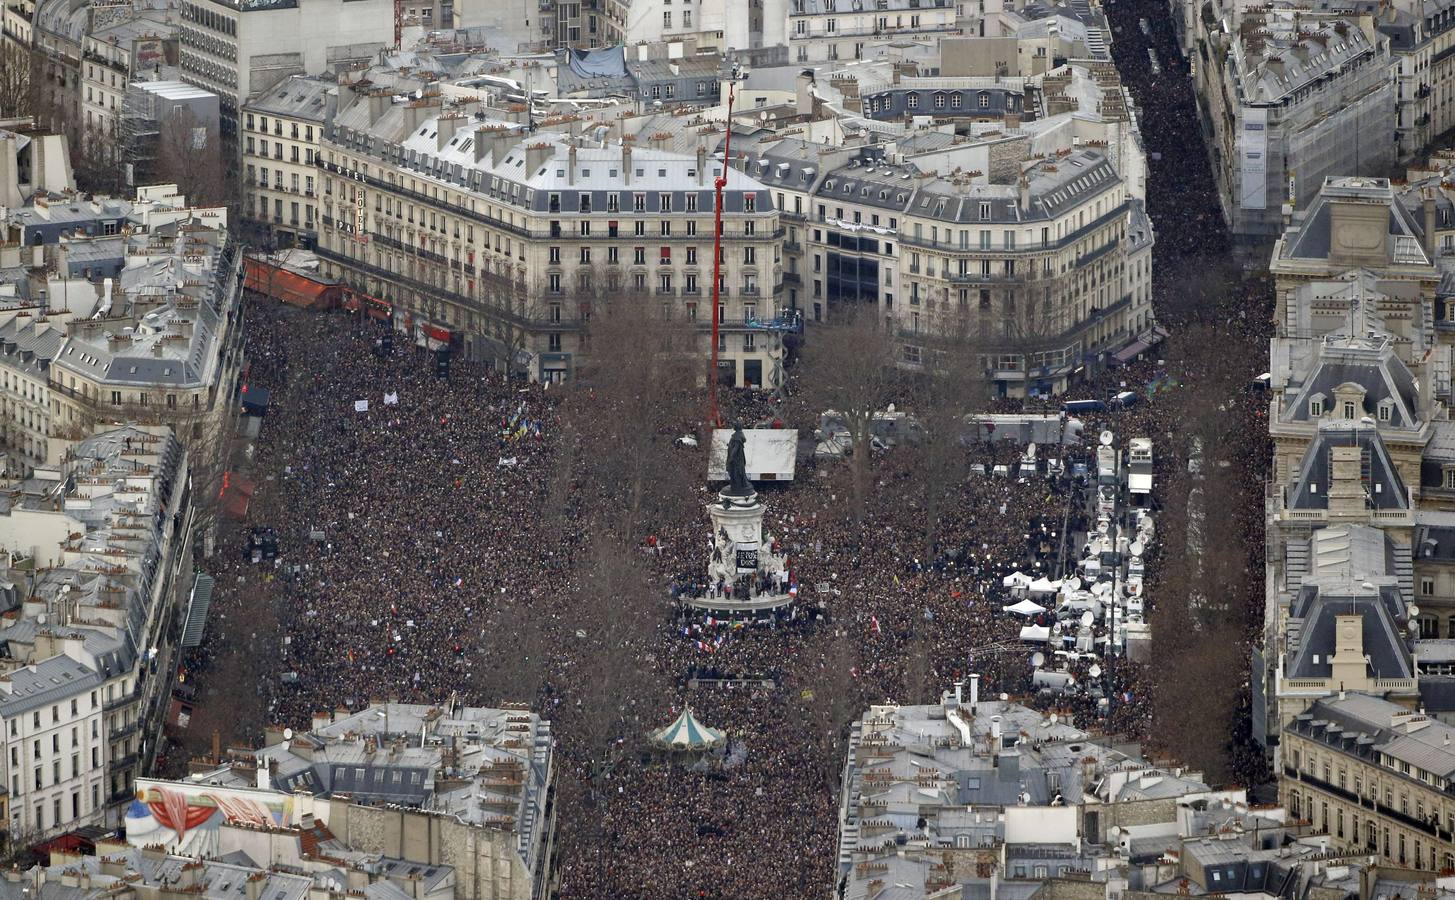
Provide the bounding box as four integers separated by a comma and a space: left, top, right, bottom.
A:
369, 92, 390, 124
969, 673, 980, 708
696, 143, 707, 186
568, 142, 577, 186
1424, 189, 1438, 258
622, 141, 633, 185
436, 115, 461, 152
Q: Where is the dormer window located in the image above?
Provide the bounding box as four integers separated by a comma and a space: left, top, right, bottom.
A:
1309, 394, 1326, 417
1378, 399, 1394, 422
1344, 401, 1357, 419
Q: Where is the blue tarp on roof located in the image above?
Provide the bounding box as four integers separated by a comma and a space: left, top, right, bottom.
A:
567, 46, 627, 79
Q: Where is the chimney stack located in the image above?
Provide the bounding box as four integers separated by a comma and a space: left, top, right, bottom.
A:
696, 143, 707, 186
525, 142, 552, 177
436, 115, 462, 152
568, 142, 577, 186
368, 92, 390, 125
623, 140, 634, 185
1424, 188, 1438, 258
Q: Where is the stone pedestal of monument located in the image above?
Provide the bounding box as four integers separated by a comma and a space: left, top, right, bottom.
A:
685, 488, 794, 614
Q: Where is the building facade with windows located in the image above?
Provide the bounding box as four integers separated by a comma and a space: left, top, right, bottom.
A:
240, 75, 333, 247
786, 0, 961, 63
315, 90, 786, 386
0, 425, 191, 841
1193, 14, 1396, 241
1280, 693, 1455, 872
80, 20, 176, 143
804, 147, 1155, 396
0, 199, 245, 476
177, 0, 391, 130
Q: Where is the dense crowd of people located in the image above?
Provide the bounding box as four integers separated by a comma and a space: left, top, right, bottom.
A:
168, 0, 1284, 892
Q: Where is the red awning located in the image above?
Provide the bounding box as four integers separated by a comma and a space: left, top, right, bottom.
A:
244, 258, 337, 308
344, 291, 392, 320
423, 323, 451, 343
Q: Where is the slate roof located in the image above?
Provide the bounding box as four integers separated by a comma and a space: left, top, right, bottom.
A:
814, 147, 1122, 225
1301, 693, 1455, 779
1284, 524, 1413, 681
1234, 19, 1378, 105
330, 105, 775, 216
1281, 335, 1421, 431
1286, 423, 1410, 510
0, 426, 182, 687
1181, 842, 1300, 897
1279, 177, 1432, 267
1416, 521, 1455, 561
243, 75, 333, 123
53, 226, 235, 389
729, 136, 831, 194
0, 653, 103, 718
229, 702, 554, 875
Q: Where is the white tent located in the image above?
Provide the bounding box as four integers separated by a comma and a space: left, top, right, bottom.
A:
1003, 598, 1047, 617
1019, 624, 1051, 642
1028, 577, 1061, 595
648, 707, 726, 752
1003, 572, 1033, 588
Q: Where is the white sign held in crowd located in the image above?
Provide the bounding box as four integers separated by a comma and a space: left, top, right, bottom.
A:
354, 399, 369, 412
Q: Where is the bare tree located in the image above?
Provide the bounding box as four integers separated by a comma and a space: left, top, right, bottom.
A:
155, 108, 227, 207
72, 116, 127, 197
563, 526, 662, 793
562, 286, 697, 539
795, 627, 863, 791
799, 306, 900, 520
0, 43, 41, 119
471, 596, 556, 708
908, 310, 991, 555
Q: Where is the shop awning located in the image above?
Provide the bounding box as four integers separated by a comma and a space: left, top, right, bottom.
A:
344, 290, 392, 320
244, 258, 337, 308
1112, 326, 1170, 365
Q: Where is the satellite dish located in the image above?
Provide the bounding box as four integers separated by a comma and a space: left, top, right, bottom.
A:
1130, 541, 1144, 557
1049, 713, 1058, 725
1032, 652, 1045, 668
1089, 664, 1102, 679
1066, 675, 1076, 686
1081, 610, 1095, 628
1409, 604, 1421, 618
283, 728, 293, 741
1099, 430, 1114, 446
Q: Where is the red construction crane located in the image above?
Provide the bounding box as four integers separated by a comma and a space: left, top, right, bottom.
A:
708, 80, 736, 430
394, 0, 403, 49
